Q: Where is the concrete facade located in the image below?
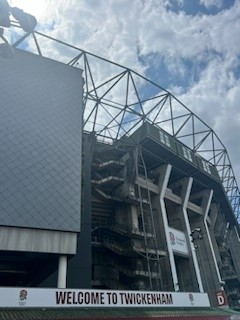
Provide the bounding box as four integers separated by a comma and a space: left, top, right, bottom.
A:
89, 122, 240, 308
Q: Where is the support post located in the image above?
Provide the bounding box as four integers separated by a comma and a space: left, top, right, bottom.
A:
57, 255, 67, 288
181, 177, 204, 292
158, 164, 179, 291
203, 190, 224, 290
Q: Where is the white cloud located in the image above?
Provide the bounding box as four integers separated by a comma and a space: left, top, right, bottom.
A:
139, 1, 240, 60
200, 0, 223, 9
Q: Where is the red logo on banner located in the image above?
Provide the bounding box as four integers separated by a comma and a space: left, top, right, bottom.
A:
188, 293, 194, 305
19, 289, 28, 306
19, 289, 27, 301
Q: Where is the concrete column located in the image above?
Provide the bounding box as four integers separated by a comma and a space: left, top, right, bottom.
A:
57, 255, 67, 288
234, 226, 240, 242
208, 203, 218, 229
181, 177, 204, 292
131, 205, 139, 233
158, 164, 179, 291
202, 190, 224, 290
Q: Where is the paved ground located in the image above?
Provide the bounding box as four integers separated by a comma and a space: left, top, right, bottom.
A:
0, 307, 240, 320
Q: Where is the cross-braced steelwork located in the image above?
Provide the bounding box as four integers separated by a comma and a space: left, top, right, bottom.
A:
5, 27, 240, 223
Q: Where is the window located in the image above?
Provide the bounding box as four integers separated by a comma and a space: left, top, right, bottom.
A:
159, 130, 171, 148
182, 146, 193, 162
202, 160, 211, 174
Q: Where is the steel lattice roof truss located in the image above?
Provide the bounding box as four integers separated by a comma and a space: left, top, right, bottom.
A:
7, 28, 240, 223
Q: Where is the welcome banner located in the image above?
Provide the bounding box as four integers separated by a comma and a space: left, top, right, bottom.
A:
0, 288, 210, 308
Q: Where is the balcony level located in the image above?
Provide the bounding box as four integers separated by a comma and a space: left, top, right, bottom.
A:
123, 122, 237, 225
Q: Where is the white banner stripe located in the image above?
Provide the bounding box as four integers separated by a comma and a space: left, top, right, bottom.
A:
0, 288, 210, 308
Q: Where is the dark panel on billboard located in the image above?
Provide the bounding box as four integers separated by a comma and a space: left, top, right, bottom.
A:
0, 50, 82, 232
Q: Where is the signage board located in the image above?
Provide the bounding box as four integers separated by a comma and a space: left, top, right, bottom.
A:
0, 288, 210, 308
169, 227, 189, 255
216, 290, 228, 307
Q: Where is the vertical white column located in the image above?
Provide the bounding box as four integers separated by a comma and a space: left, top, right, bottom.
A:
57, 255, 67, 288
234, 226, 240, 242
158, 164, 179, 291
203, 190, 224, 289
181, 177, 204, 292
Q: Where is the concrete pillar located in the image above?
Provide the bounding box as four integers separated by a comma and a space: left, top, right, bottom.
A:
158, 164, 179, 291
202, 190, 224, 290
57, 255, 67, 288
208, 203, 218, 229
181, 177, 204, 292
131, 205, 139, 233
234, 226, 240, 242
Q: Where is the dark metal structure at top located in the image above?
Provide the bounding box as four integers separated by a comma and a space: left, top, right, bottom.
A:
0, 2, 240, 223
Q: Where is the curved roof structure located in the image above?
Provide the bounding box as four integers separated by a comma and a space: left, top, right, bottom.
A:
3, 27, 240, 223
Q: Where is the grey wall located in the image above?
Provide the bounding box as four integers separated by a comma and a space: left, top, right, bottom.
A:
0, 50, 83, 232
67, 133, 93, 288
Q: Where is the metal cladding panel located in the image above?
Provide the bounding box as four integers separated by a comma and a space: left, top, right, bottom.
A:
0, 50, 83, 232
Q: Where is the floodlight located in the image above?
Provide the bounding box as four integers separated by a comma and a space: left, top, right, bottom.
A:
0, 0, 10, 27
190, 228, 203, 242
10, 7, 37, 32
0, 42, 14, 58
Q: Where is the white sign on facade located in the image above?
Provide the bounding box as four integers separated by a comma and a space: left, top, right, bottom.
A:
0, 288, 210, 308
169, 227, 189, 255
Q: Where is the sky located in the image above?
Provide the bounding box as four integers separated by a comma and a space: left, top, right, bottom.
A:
8, 0, 240, 186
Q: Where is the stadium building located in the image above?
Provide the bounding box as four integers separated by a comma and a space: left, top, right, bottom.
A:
0, 17, 240, 314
